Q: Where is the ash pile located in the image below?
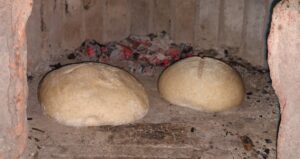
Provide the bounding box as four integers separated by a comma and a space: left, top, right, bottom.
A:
62, 31, 266, 76
70, 31, 194, 75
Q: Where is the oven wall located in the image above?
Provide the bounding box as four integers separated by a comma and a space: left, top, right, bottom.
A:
0, 0, 32, 158
26, 0, 272, 72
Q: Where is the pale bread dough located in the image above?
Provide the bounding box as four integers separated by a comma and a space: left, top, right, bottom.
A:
158, 57, 245, 112
38, 63, 149, 127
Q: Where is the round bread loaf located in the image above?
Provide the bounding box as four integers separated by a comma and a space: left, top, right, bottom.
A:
38, 63, 149, 127
158, 57, 245, 112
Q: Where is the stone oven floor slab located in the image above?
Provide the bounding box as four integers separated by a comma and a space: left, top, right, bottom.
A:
25, 55, 279, 159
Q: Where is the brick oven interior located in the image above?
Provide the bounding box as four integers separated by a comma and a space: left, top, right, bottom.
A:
22, 0, 283, 158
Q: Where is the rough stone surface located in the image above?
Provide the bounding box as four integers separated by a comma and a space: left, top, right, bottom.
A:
243, 0, 271, 68
219, 0, 244, 47
129, 0, 152, 35
153, 0, 171, 34
103, 0, 130, 42
194, 0, 220, 49
0, 0, 32, 158
268, 0, 300, 159
171, 0, 196, 43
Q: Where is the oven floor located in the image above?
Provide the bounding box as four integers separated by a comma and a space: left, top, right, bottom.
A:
25, 54, 279, 159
